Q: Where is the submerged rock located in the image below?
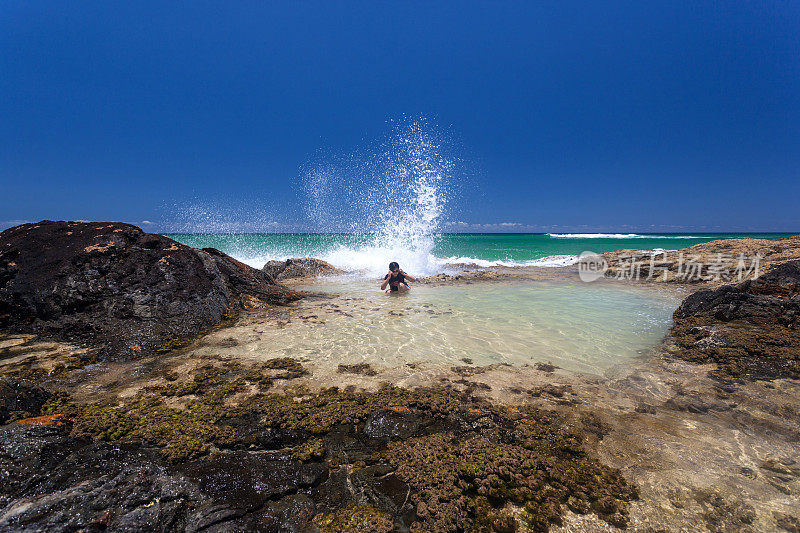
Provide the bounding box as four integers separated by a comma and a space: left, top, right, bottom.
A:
0, 221, 302, 359
671, 259, 800, 378
263, 257, 342, 280
337, 362, 378, 376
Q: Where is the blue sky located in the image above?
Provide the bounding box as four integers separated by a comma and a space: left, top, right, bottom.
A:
1, 1, 798, 232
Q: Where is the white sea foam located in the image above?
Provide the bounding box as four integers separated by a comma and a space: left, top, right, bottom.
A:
439, 254, 579, 268
234, 250, 579, 275
528, 254, 581, 266
548, 233, 703, 239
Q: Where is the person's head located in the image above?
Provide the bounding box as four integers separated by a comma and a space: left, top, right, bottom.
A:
389, 261, 400, 273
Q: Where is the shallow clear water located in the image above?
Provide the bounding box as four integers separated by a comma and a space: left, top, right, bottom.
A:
232, 279, 681, 376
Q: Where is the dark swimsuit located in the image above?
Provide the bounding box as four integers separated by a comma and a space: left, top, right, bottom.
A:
384, 272, 407, 291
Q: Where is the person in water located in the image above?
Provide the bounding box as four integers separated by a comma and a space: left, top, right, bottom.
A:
381, 262, 417, 293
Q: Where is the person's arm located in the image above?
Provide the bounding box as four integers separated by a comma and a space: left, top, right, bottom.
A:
400, 270, 417, 282
380, 273, 390, 290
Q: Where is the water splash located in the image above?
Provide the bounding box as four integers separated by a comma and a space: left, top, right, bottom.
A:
302, 117, 454, 276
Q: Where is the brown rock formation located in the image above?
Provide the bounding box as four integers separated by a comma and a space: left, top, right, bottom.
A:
0, 221, 302, 359
262, 257, 342, 280
602, 234, 800, 283
670, 259, 800, 379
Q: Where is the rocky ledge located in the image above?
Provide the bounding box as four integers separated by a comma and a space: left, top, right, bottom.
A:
0, 221, 302, 360
0, 362, 636, 532
602, 234, 800, 283
670, 259, 800, 379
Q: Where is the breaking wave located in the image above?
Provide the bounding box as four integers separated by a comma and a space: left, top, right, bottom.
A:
548, 233, 703, 239
300, 117, 453, 276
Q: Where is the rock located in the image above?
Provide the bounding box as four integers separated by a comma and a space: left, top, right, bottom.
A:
602, 234, 800, 283
0, 378, 51, 424
0, 422, 327, 532
258, 494, 317, 532
775, 512, 800, 533
312, 468, 413, 530
0, 378, 641, 531
534, 361, 559, 372
178, 451, 328, 511
337, 363, 378, 376
263, 257, 342, 280
675, 260, 800, 324
671, 259, 800, 378
0, 422, 215, 532
567, 494, 591, 514
0, 221, 302, 359
363, 408, 428, 440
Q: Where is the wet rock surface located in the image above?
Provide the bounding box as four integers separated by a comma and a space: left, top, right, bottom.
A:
363, 407, 431, 440
0, 221, 301, 359
671, 259, 800, 378
263, 257, 342, 281
0, 377, 51, 423
0, 352, 640, 532
178, 451, 328, 511
0, 422, 214, 532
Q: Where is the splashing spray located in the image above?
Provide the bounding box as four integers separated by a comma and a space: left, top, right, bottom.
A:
302, 117, 454, 276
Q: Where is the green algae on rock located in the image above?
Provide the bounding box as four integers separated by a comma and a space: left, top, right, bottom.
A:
292, 437, 326, 462
43, 367, 637, 530
313, 503, 394, 532
388, 407, 636, 532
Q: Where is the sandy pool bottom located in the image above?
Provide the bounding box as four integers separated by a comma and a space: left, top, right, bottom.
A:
194, 277, 682, 378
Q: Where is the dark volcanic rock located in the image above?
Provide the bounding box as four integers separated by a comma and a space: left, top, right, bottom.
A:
675, 260, 800, 324
0, 422, 212, 532
179, 451, 327, 511
0, 422, 328, 532
0, 422, 321, 533
263, 257, 342, 280
672, 260, 800, 378
0, 221, 302, 359
363, 408, 429, 440
7, 380, 640, 532
0, 378, 51, 423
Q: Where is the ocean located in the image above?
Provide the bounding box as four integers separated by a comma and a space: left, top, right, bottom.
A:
166, 232, 791, 277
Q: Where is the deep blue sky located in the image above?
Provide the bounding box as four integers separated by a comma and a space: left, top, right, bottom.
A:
1, 1, 798, 232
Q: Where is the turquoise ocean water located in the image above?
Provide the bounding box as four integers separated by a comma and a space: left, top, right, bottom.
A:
167, 232, 792, 276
